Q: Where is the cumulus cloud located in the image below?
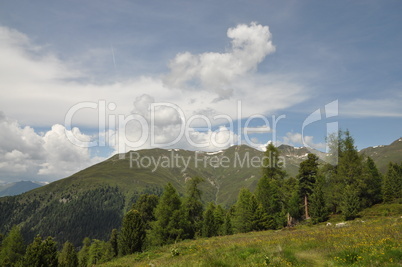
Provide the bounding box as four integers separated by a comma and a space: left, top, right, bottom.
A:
0, 112, 103, 182
0, 23, 315, 182
164, 22, 276, 100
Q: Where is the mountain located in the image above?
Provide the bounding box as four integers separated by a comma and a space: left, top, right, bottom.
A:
359, 137, 402, 173
0, 181, 44, 197
0, 140, 400, 247
0, 145, 310, 246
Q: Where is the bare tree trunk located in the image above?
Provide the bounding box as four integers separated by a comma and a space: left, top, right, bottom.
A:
304, 194, 310, 219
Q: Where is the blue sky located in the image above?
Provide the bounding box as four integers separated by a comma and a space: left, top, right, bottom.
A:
0, 0, 401, 182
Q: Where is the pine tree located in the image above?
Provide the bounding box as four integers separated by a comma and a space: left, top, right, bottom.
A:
214, 205, 225, 236
109, 229, 118, 258
309, 176, 329, 224
341, 185, 360, 220
87, 239, 113, 265
118, 209, 146, 256
202, 202, 217, 237
383, 163, 402, 202
233, 188, 254, 233
23, 236, 58, 267
58, 241, 78, 267
297, 153, 319, 219
149, 183, 184, 246
77, 237, 91, 267
223, 211, 233, 236
262, 143, 285, 180
360, 157, 382, 207
0, 225, 25, 266
133, 194, 159, 229
183, 177, 204, 238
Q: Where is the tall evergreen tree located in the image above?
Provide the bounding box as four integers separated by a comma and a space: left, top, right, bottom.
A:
109, 229, 118, 258
77, 237, 91, 267
233, 188, 255, 233
262, 143, 285, 180
214, 205, 226, 236
309, 176, 329, 224
202, 202, 217, 237
360, 157, 382, 207
297, 153, 319, 219
118, 209, 146, 256
58, 241, 78, 267
383, 163, 402, 202
23, 236, 58, 267
223, 211, 233, 236
183, 177, 204, 238
149, 183, 184, 246
133, 194, 159, 229
256, 143, 286, 229
0, 225, 25, 267
341, 185, 360, 220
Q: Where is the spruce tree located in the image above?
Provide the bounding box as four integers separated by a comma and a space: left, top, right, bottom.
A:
133, 194, 159, 229
309, 176, 329, 224
341, 185, 360, 220
58, 241, 78, 267
233, 188, 254, 233
214, 205, 226, 236
0, 225, 25, 266
383, 163, 402, 202
77, 237, 91, 267
183, 177, 204, 238
109, 229, 118, 258
360, 157, 382, 207
149, 183, 183, 246
223, 211, 233, 236
118, 209, 146, 256
23, 236, 58, 267
297, 153, 319, 219
202, 202, 217, 237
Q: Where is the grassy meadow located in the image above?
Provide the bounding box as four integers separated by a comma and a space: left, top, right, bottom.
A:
99, 204, 402, 267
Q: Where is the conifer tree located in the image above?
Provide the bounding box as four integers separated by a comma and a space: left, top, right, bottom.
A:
183, 177, 204, 238
202, 202, 217, 237
77, 237, 91, 267
214, 204, 226, 236
233, 188, 254, 233
341, 185, 360, 220
360, 157, 382, 207
0, 225, 25, 266
58, 241, 78, 267
23, 236, 58, 267
149, 183, 184, 245
383, 163, 402, 202
297, 153, 319, 219
309, 176, 329, 224
133, 194, 159, 229
118, 209, 146, 256
223, 211, 233, 236
109, 229, 118, 258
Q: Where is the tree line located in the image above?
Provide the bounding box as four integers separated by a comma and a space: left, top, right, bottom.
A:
0, 130, 401, 266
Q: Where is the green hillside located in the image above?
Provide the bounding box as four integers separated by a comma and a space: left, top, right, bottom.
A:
99, 211, 402, 266
360, 138, 402, 173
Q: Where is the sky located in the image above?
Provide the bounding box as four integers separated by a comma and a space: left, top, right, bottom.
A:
0, 0, 401, 183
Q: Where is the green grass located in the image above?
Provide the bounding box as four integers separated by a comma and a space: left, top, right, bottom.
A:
99, 213, 402, 266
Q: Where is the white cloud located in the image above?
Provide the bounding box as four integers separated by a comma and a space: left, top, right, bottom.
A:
164, 22, 276, 100
0, 23, 314, 181
0, 113, 104, 182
